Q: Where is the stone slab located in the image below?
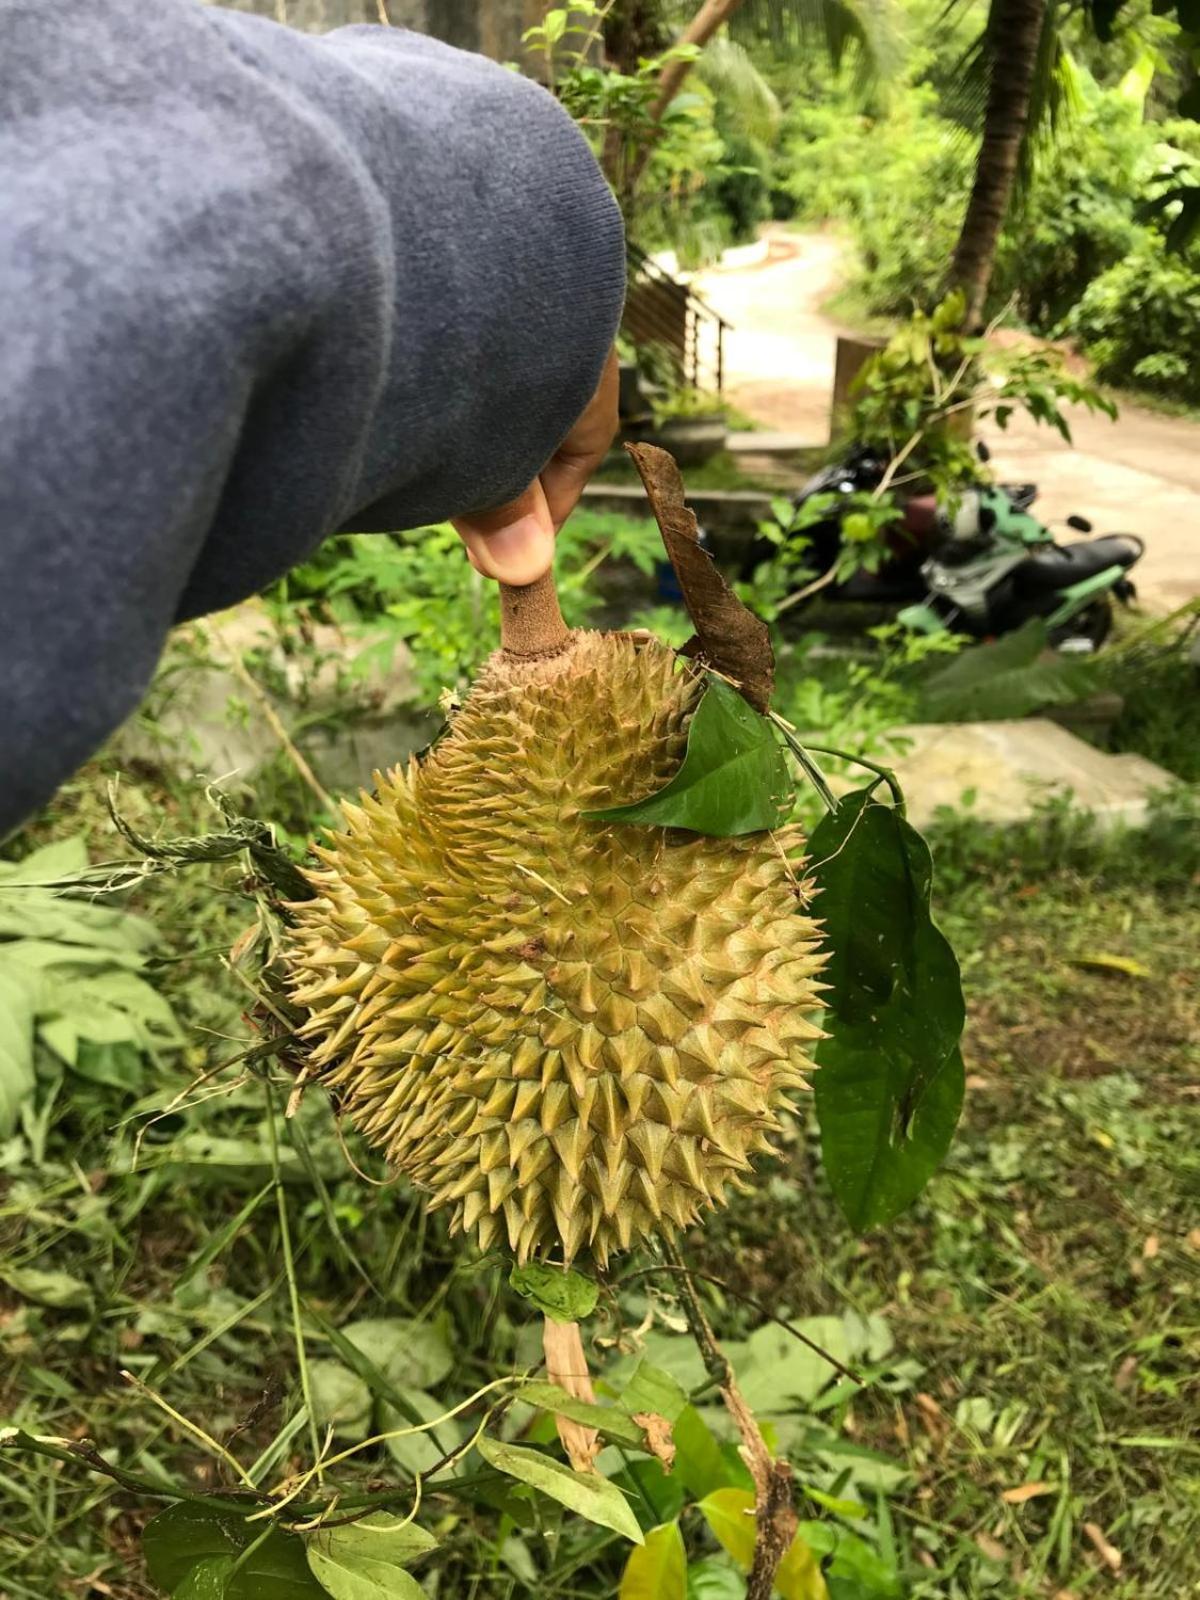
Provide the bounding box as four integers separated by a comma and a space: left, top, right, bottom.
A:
726, 431, 819, 456
117, 602, 434, 799
868, 718, 1179, 830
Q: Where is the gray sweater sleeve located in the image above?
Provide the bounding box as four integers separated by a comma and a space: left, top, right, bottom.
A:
0, 0, 624, 835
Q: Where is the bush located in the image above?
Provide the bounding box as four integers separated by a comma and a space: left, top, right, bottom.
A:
710, 131, 774, 242
992, 85, 1149, 328
771, 46, 1200, 404
1065, 233, 1200, 402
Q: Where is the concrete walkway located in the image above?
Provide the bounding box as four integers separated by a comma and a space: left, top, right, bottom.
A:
693, 229, 1200, 615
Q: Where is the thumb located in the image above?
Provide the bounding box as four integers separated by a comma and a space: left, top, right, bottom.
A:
452, 481, 556, 587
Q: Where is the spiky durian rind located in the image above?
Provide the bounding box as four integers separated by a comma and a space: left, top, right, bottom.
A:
286, 632, 824, 1267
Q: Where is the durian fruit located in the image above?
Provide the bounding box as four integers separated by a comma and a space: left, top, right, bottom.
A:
286, 590, 824, 1268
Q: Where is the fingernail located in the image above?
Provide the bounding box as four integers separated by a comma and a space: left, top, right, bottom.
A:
462, 515, 555, 587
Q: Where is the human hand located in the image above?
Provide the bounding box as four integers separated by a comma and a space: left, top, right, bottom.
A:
452, 347, 618, 588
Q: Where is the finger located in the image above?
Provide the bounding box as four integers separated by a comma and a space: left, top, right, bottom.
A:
452, 479, 556, 587
540, 346, 619, 531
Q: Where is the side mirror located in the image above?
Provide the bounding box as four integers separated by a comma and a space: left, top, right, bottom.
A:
1066, 514, 1093, 533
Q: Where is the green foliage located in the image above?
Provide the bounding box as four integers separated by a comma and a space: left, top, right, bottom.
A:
1092, 606, 1200, 779
777, 45, 1200, 402
509, 1262, 600, 1323
0, 835, 182, 1135
778, 84, 974, 312
847, 294, 1115, 469
1065, 227, 1200, 401
584, 675, 792, 836
476, 1436, 646, 1545
619, 1521, 687, 1600
305, 1515, 436, 1600
143, 1504, 323, 1599
810, 790, 965, 1228
919, 617, 1095, 720
265, 510, 663, 708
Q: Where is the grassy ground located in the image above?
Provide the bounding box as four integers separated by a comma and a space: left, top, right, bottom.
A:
701, 813, 1200, 1599
1, 680, 1197, 1599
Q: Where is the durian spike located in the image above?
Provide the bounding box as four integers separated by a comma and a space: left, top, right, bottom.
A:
500, 571, 569, 659
542, 1315, 600, 1473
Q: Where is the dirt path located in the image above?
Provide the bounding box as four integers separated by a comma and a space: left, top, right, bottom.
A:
694, 229, 1200, 613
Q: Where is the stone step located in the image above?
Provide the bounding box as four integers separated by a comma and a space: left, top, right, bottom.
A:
861, 718, 1178, 831
726, 431, 819, 456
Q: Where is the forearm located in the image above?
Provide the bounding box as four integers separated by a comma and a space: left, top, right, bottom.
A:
0, 0, 623, 835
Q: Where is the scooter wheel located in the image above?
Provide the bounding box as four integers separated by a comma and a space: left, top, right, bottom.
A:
1049, 596, 1113, 650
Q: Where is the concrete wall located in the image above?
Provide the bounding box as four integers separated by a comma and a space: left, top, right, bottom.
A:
213, 0, 547, 63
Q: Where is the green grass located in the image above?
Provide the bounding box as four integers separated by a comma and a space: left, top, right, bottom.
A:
700, 809, 1200, 1598
2, 665, 1197, 1600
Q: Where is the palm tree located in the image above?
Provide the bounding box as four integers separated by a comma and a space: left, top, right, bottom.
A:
948, 0, 1050, 323
609, 0, 893, 197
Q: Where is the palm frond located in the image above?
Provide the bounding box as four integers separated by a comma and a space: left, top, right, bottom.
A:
695, 35, 783, 142
730, 0, 903, 93
939, 0, 1079, 200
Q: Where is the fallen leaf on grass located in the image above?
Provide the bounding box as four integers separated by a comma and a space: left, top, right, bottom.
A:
1084, 1522, 1122, 1571
1188, 1229, 1200, 1251
1071, 953, 1151, 979
1142, 1234, 1160, 1259
974, 1533, 1007, 1563
914, 1393, 947, 1441
1113, 1356, 1138, 1392
1001, 1482, 1054, 1505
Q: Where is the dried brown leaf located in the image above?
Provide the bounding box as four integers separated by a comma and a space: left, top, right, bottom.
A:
625, 442, 774, 712
543, 1317, 600, 1474
1001, 1481, 1054, 1505
974, 1533, 1007, 1563
1084, 1522, 1122, 1571
631, 1411, 676, 1471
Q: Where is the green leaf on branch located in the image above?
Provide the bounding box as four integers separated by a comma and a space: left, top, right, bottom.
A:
305, 1514, 436, 1600
175, 1559, 236, 1600
476, 1435, 644, 1544
517, 1381, 646, 1445
584, 677, 790, 838
143, 1502, 325, 1599
686, 1558, 746, 1599
698, 1488, 757, 1570
810, 789, 965, 1229
619, 1521, 687, 1600
509, 1262, 598, 1323
816, 1039, 965, 1234
340, 1315, 455, 1391
920, 618, 1092, 722
618, 1361, 689, 1425
794, 1521, 902, 1597
671, 1406, 739, 1501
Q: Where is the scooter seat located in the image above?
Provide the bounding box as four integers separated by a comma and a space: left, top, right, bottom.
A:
1015, 534, 1144, 593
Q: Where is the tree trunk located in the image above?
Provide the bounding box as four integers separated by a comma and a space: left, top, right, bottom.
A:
602, 0, 671, 75
618, 0, 747, 193
949, 0, 1047, 326
601, 0, 672, 198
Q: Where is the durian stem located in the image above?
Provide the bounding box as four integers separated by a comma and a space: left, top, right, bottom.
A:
499, 571, 569, 658
543, 1316, 600, 1473
663, 1240, 797, 1600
